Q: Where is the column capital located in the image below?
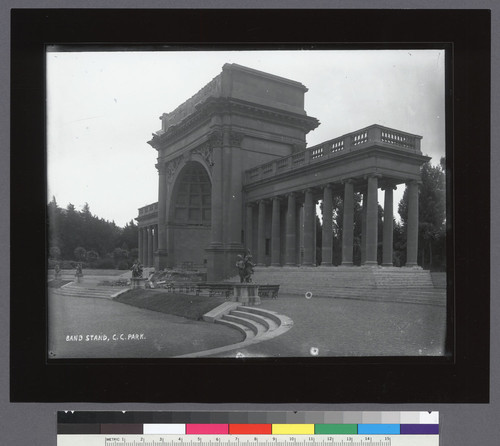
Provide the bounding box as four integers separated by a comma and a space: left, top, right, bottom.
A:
246, 201, 256, 208
228, 130, 245, 147
272, 195, 283, 203
364, 173, 382, 180
323, 183, 333, 191
287, 191, 296, 198
341, 178, 354, 185
381, 184, 397, 191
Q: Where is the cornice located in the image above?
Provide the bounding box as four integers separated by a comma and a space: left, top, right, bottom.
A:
148, 97, 319, 150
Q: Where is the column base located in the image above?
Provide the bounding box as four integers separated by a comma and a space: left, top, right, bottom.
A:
341, 261, 353, 266
381, 262, 394, 267
404, 263, 422, 269
321, 262, 333, 267
363, 261, 378, 265
154, 249, 169, 270
270, 263, 282, 267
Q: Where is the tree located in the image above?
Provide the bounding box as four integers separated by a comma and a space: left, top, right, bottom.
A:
398, 158, 446, 270
49, 246, 61, 260
74, 246, 87, 262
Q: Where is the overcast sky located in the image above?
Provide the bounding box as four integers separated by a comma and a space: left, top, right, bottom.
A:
47, 49, 445, 227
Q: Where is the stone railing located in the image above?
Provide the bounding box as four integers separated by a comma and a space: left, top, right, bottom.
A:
244, 125, 422, 184
138, 202, 159, 217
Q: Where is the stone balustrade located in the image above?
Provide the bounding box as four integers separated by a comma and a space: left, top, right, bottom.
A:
138, 202, 159, 217
244, 124, 422, 185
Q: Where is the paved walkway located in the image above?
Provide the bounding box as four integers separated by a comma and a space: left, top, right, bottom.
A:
213, 294, 447, 358
48, 290, 243, 358
49, 284, 447, 359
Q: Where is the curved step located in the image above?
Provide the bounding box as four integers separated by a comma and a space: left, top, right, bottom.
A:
214, 318, 255, 340
222, 314, 267, 337
230, 310, 277, 331
176, 304, 293, 358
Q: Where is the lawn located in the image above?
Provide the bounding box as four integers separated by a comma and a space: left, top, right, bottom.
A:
114, 289, 227, 320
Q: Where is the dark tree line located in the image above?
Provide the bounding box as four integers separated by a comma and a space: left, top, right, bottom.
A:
315, 158, 446, 271
47, 198, 139, 269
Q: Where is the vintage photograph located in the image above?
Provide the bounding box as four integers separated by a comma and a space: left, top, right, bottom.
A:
46, 48, 447, 359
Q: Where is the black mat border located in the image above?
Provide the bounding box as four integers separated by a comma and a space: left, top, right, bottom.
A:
10, 9, 490, 403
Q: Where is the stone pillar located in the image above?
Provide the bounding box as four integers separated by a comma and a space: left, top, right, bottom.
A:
138, 227, 143, 264
322, 184, 333, 266
365, 175, 379, 265
142, 227, 148, 266
210, 146, 223, 247
206, 144, 224, 281
245, 203, 253, 253
406, 180, 419, 267
361, 190, 367, 264
271, 196, 281, 266
341, 180, 354, 266
285, 192, 296, 266
153, 225, 158, 254
147, 226, 154, 267
382, 186, 395, 266
303, 188, 315, 266
156, 163, 168, 269
257, 200, 266, 266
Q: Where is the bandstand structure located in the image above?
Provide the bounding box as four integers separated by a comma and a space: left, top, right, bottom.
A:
137, 63, 429, 281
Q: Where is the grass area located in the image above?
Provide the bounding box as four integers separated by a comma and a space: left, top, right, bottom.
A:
114, 289, 227, 320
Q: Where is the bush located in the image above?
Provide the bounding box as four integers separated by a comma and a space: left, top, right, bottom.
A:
94, 258, 115, 269
117, 260, 129, 270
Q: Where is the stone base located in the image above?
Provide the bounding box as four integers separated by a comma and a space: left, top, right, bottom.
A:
232, 283, 260, 306
130, 277, 147, 289
154, 249, 169, 270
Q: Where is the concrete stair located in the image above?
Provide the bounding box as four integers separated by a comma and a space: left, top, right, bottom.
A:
52, 283, 128, 299
214, 306, 290, 341
226, 266, 446, 306
176, 304, 294, 357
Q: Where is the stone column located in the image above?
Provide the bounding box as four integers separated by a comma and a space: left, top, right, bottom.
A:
322, 184, 333, 266
142, 227, 148, 266
406, 180, 419, 267
303, 188, 315, 266
341, 180, 354, 266
365, 175, 379, 265
156, 163, 168, 269
153, 225, 158, 252
147, 226, 154, 267
257, 200, 266, 266
245, 203, 253, 253
361, 190, 367, 264
138, 227, 143, 264
271, 196, 281, 266
382, 186, 395, 266
285, 192, 296, 266
210, 146, 223, 247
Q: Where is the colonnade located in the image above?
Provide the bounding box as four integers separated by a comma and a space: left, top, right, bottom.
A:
246, 176, 419, 267
137, 224, 158, 267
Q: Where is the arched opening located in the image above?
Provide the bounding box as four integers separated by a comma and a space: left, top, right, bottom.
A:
169, 162, 212, 268
173, 162, 211, 225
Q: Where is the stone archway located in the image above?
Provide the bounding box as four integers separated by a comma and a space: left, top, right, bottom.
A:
166, 161, 212, 268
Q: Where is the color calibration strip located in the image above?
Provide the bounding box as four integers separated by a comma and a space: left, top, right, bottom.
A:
58, 411, 438, 435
